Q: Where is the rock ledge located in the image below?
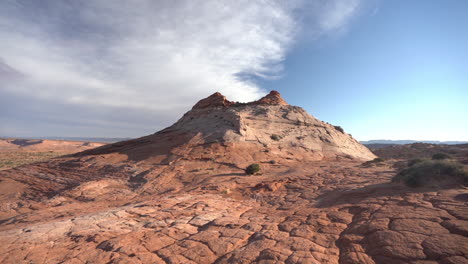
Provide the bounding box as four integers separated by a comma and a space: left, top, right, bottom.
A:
192, 90, 288, 109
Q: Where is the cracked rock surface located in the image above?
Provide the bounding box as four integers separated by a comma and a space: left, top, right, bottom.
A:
1, 160, 466, 264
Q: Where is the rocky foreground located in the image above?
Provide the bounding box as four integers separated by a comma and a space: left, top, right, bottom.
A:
0, 92, 466, 263
1, 160, 467, 264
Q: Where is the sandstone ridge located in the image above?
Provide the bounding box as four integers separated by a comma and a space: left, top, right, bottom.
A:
192, 90, 288, 109
76, 90, 376, 165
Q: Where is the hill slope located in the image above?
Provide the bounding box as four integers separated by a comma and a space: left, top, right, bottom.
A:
80, 91, 375, 164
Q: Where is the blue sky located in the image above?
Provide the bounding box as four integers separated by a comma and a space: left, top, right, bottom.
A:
267, 0, 468, 141
0, 0, 467, 140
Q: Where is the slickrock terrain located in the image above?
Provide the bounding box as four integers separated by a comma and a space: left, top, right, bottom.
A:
0, 91, 467, 264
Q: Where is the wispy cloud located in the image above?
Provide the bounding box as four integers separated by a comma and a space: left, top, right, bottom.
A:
0, 0, 365, 137
317, 0, 362, 31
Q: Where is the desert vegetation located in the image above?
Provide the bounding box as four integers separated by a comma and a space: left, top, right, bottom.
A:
432, 152, 451, 160
368, 142, 468, 161
0, 138, 105, 170
361, 157, 385, 167
270, 134, 281, 141
393, 160, 468, 187
334, 125, 344, 133
0, 151, 65, 170
407, 158, 424, 167
245, 163, 261, 175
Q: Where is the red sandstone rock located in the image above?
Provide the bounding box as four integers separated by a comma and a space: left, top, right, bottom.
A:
192, 92, 233, 109
0, 92, 466, 264
254, 90, 288, 106
192, 90, 288, 110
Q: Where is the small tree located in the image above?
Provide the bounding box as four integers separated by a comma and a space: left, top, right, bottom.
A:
246, 163, 261, 175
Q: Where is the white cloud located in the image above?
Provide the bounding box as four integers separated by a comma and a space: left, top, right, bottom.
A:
0, 0, 365, 137
317, 0, 362, 31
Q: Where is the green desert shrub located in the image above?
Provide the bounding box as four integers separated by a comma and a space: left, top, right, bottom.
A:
270, 134, 281, 141
334, 126, 344, 133
431, 152, 451, 160
246, 163, 261, 175
392, 160, 468, 188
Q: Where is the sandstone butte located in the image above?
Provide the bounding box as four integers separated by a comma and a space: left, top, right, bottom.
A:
0, 91, 467, 264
